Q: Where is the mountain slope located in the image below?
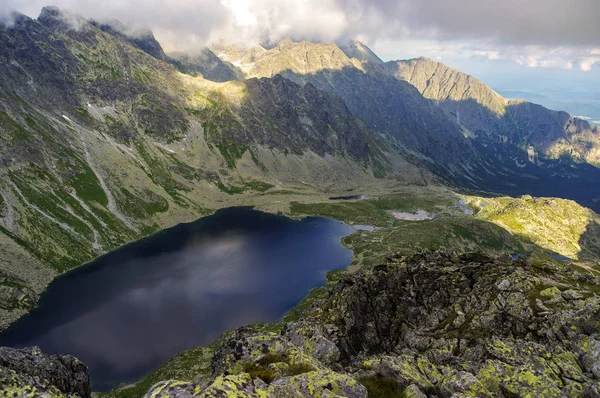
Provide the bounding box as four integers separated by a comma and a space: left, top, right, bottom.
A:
339, 40, 384, 65
386, 57, 600, 165
244, 39, 478, 167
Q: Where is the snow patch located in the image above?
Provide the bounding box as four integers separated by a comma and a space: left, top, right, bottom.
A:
389, 210, 433, 221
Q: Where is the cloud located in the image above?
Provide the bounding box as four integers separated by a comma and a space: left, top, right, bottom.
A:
393, 0, 600, 47
580, 57, 600, 72
1, 0, 599, 71
1, 0, 230, 51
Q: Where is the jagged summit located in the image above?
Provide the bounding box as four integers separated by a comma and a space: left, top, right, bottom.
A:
37, 6, 89, 31
385, 56, 507, 115
94, 19, 168, 61
339, 40, 384, 64
246, 38, 361, 78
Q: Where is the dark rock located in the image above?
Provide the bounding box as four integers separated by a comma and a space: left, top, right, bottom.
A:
0, 346, 90, 397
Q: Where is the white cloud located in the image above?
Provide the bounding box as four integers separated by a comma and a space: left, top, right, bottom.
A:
2, 0, 599, 73
212, 0, 348, 46
580, 57, 600, 72
473, 50, 501, 61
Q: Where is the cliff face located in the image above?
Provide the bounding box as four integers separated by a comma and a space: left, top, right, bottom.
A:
95, 250, 600, 398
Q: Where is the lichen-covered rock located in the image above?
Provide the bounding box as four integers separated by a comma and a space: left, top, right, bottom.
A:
304, 250, 600, 397
377, 355, 439, 391
404, 384, 427, 398
282, 322, 340, 366
0, 346, 90, 397
440, 371, 492, 397
211, 326, 324, 378
144, 370, 366, 398
269, 369, 367, 398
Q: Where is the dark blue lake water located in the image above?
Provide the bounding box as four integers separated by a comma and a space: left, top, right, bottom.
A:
0, 208, 353, 391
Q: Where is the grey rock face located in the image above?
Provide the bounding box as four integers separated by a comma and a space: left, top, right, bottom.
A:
0, 270, 38, 311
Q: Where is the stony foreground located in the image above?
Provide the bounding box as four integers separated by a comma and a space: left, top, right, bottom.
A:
0, 346, 90, 397
3, 250, 600, 397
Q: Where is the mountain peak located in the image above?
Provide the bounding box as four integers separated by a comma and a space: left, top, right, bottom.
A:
275, 37, 295, 48
38, 6, 88, 31
384, 57, 506, 115
339, 40, 384, 64
247, 38, 357, 78
95, 19, 166, 60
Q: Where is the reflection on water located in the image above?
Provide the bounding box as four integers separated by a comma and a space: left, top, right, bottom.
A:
0, 208, 353, 391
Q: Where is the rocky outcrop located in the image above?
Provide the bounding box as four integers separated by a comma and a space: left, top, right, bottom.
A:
316, 250, 600, 397
0, 346, 90, 397
144, 324, 366, 398
133, 250, 600, 397
0, 269, 38, 311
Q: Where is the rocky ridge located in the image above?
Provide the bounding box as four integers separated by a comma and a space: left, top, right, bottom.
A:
221, 38, 600, 209
387, 57, 600, 165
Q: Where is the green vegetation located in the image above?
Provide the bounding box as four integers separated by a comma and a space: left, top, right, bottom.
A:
69, 163, 109, 206
215, 142, 248, 169
244, 352, 315, 384
0, 110, 31, 142
472, 195, 600, 260
134, 141, 191, 205
216, 181, 245, 195
216, 180, 275, 195
74, 107, 92, 120
284, 285, 329, 322
118, 188, 169, 219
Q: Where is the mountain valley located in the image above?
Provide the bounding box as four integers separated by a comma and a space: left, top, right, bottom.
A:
1, 6, 600, 398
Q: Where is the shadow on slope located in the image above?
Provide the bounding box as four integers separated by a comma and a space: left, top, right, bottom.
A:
441, 98, 600, 212
274, 66, 600, 212
275, 66, 476, 167
578, 220, 600, 275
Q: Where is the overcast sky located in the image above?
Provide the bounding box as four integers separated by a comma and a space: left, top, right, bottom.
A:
3, 0, 600, 94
